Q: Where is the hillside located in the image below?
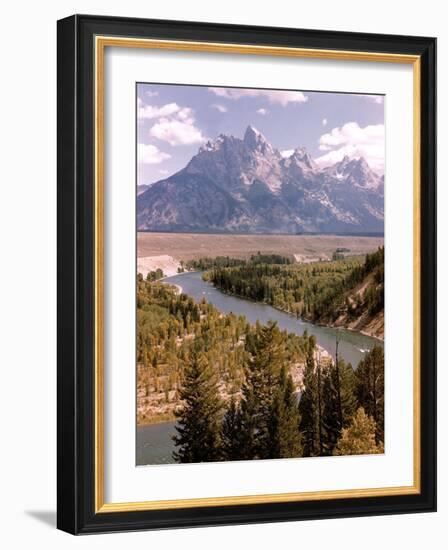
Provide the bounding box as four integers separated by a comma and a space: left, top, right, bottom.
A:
313, 248, 384, 338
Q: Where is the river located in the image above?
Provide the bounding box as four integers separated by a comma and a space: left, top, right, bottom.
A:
137, 271, 382, 466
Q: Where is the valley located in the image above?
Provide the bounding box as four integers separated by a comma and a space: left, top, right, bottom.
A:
137, 232, 383, 263
136, 271, 383, 464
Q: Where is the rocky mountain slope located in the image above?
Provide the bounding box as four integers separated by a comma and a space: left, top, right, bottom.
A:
137, 125, 384, 234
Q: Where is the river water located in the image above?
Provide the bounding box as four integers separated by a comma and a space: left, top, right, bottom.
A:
137, 271, 382, 466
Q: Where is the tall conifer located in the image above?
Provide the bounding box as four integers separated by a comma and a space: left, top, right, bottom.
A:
299, 337, 320, 457
239, 321, 286, 459
322, 358, 357, 454
221, 396, 242, 460
355, 346, 384, 443
173, 351, 223, 463
269, 366, 302, 458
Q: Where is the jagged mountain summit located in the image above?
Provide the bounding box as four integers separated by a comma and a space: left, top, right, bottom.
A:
137, 125, 384, 234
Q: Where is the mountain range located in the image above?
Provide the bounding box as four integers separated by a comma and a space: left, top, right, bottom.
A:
137, 125, 384, 234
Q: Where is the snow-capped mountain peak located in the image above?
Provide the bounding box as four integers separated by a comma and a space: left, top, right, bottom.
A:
324, 155, 381, 189
138, 127, 384, 234
290, 147, 318, 171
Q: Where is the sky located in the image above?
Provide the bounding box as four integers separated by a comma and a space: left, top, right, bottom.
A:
137, 83, 384, 187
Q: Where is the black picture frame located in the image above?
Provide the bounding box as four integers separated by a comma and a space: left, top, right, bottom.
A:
57, 14, 436, 534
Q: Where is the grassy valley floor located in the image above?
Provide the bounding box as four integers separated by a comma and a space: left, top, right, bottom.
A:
137, 232, 384, 262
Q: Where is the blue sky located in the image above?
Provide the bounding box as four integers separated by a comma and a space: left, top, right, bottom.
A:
137, 83, 384, 186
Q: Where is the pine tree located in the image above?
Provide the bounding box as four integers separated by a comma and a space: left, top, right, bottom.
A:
334, 407, 383, 456
239, 321, 287, 459
299, 337, 320, 457
173, 351, 223, 463
221, 396, 242, 460
321, 366, 338, 454
355, 346, 384, 444
269, 366, 302, 458
334, 331, 343, 429
322, 358, 357, 454
238, 391, 259, 460
339, 360, 357, 422
316, 354, 324, 455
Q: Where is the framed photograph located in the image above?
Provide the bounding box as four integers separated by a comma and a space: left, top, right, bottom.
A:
57, 14, 436, 534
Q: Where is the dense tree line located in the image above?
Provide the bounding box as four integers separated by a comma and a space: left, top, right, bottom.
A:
185, 256, 246, 271
205, 247, 384, 323
186, 252, 291, 272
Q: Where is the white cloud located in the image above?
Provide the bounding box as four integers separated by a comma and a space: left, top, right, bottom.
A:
158, 168, 169, 175
280, 149, 294, 158
145, 90, 159, 98
137, 99, 182, 120
322, 118, 328, 127
211, 104, 228, 113
150, 118, 206, 146
177, 108, 196, 123
315, 122, 384, 172
137, 143, 171, 165
209, 87, 308, 106
318, 122, 384, 150
257, 108, 268, 115
138, 98, 206, 146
